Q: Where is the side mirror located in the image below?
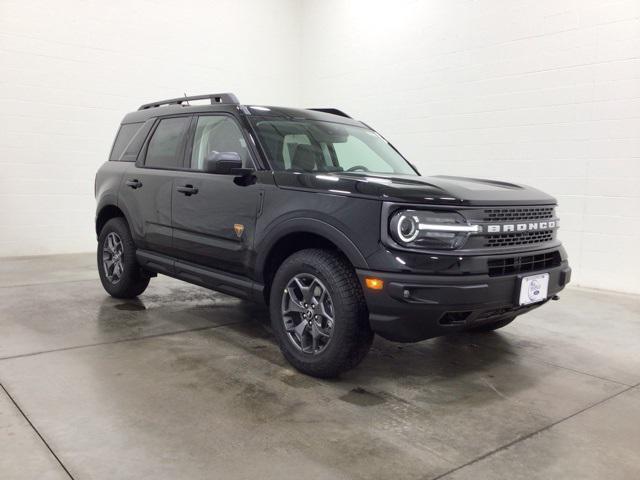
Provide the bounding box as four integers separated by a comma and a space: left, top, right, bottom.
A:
203, 151, 251, 176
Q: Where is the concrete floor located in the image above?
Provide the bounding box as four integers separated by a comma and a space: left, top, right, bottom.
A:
0, 254, 638, 480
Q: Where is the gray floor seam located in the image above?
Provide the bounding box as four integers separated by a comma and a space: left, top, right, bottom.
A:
0, 382, 75, 480
0, 278, 96, 289
536, 359, 634, 387
0, 320, 247, 362
429, 382, 639, 480
462, 338, 633, 388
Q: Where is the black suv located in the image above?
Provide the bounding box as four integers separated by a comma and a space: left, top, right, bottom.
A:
95, 93, 571, 377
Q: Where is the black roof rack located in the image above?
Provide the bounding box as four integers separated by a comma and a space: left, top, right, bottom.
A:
307, 108, 352, 118
138, 93, 240, 110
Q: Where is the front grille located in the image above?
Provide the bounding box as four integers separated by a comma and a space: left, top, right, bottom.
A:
488, 250, 561, 277
483, 207, 554, 222
485, 230, 554, 247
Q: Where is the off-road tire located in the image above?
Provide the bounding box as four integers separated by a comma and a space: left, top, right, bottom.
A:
97, 217, 150, 298
270, 249, 373, 378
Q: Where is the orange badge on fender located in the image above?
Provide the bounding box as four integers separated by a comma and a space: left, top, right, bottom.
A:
234, 224, 245, 238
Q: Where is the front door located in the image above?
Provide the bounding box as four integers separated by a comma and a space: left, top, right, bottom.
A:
171, 114, 260, 276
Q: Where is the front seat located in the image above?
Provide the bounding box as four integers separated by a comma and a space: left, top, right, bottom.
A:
291, 144, 321, 171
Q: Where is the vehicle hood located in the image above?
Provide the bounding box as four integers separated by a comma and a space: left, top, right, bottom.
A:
272, 172, 556, 206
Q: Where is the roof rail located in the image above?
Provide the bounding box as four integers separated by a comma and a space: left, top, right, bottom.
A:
308, 108, 352, 119
138, 93, 240, 110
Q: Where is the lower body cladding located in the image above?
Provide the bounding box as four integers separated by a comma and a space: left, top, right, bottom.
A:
357, 261, 571, 342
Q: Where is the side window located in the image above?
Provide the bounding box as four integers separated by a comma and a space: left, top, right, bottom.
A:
190, 116, 250, 170
120, 119, 154, 162
145, 117, 190, 169
110, 123, 143, 161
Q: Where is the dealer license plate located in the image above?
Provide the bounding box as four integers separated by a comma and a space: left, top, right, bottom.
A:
519, 273, 549, 306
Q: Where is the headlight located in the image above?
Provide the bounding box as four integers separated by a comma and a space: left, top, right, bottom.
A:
389, 210, 479, 250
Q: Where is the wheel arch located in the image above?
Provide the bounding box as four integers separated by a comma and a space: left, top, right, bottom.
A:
96, 204, 127, 237
256, 218, 369, 303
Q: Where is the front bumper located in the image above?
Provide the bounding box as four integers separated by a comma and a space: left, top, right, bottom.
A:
357, 261, 571, 342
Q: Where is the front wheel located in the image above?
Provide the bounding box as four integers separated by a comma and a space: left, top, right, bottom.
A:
270, 249, 373, 378
97, 217, 150, 299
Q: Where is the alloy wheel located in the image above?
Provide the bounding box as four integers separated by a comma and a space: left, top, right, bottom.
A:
281, 273, 335, 354
102, 232, 124, 284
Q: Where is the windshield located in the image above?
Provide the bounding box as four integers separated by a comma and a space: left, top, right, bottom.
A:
250, 118, 417, 175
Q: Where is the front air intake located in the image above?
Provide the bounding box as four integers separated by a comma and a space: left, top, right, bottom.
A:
488, 251, 561, 277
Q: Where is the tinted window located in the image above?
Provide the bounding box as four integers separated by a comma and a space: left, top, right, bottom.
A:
190, 116, 250, 169
145, 117, 190, 168
120, 119, 154, 162
110, 123, 143, 161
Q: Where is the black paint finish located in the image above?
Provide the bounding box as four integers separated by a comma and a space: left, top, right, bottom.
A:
96, 100, 570, 342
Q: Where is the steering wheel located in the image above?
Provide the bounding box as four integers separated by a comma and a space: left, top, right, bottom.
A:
346, 165, 370, 172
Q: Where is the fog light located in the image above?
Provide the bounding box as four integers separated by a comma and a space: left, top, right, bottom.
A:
365, 277, 384, 290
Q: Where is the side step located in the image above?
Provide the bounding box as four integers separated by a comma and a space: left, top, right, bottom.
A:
136, 249, 263, 301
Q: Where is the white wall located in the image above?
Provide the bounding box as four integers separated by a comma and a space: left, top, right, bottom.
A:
2, 0, 639, 294
0, 0, 301, 256
300, 0, 640, 294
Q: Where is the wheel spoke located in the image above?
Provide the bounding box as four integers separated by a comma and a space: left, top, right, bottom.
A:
292, 277, 311, 305
319, 300, 334, 322
284, 286, 305, 313
306, 278, 323, 304
107, 234, 115, 252
293, 320, 308, 341
312, 321, 331, 338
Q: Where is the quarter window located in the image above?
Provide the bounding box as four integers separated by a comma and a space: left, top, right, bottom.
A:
190, 116, 250, 170
110, 123, 143, 161
145, 117, 190, 169
119, 119, 154, 162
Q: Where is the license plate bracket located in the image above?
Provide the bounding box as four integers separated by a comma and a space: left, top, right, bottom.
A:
518, 273, 549, 306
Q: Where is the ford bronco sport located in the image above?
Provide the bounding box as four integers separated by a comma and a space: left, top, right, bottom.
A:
95, 93, 571, 377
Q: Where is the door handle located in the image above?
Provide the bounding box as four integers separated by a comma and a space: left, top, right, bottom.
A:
125, 179, 143, 189
176, 184, 199, 196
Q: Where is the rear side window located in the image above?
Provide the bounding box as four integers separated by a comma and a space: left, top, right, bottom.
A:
145, 117, 190, 169
109, 121, 154, 161
109, 123, 142, 161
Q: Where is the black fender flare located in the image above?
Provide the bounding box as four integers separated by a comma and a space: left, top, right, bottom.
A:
95, 199, 132, 236
254, 217, 369, 282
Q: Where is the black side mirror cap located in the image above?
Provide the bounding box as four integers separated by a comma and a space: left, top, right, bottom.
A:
204, 152, 251, 176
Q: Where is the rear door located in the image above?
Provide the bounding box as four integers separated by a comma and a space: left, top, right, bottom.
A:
119, 115, 191, 257
171, 114, 260, 276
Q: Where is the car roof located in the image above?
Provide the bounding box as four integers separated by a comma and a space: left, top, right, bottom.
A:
120, 103, 365, 127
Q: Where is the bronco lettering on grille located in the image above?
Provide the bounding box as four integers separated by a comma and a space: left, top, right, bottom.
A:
486, 220, 556, 233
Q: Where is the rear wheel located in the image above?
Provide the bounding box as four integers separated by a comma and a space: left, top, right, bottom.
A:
97, 217, 150, 298
270, 249, 373, 378
467, 316, 516, 333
